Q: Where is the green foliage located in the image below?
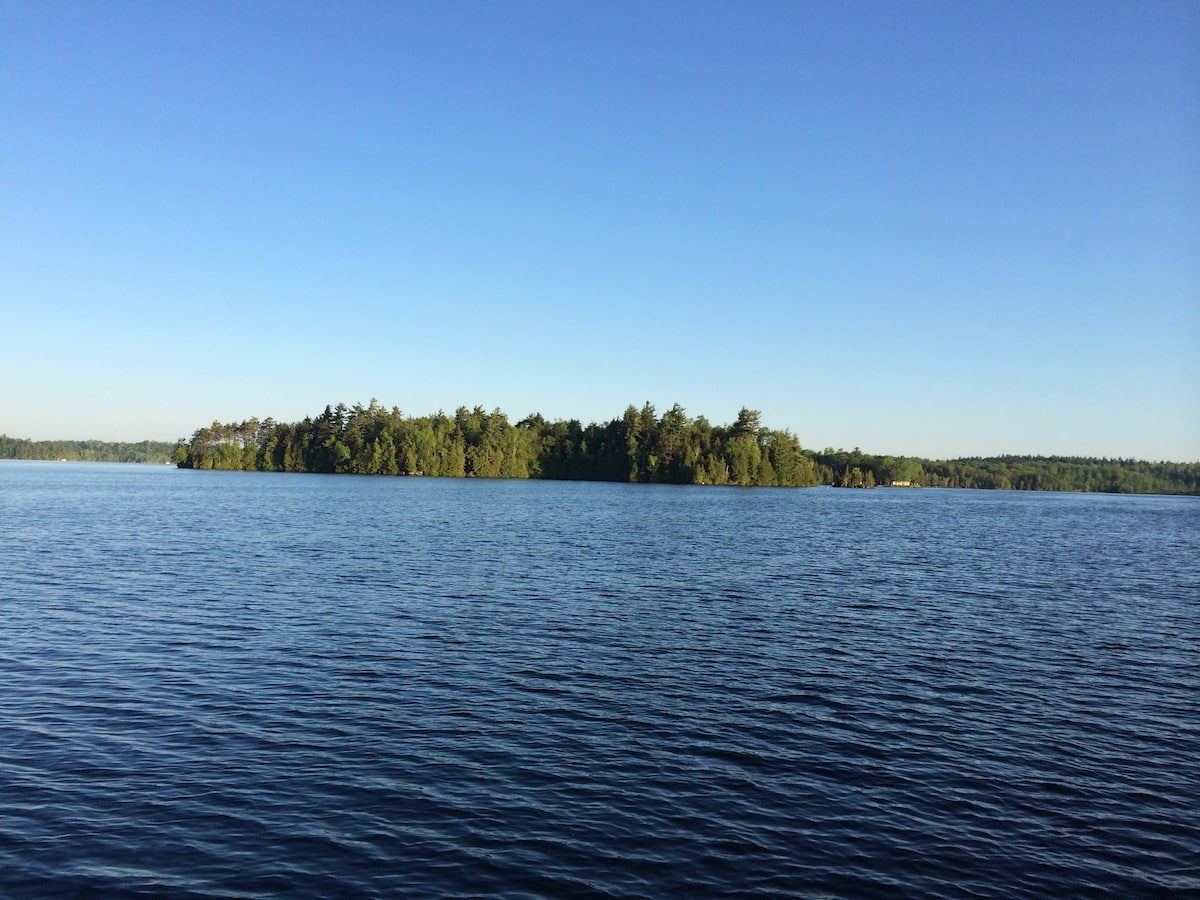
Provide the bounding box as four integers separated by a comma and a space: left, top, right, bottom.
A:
0, 435, 176, 464
165, 406, 1200, 495
808, 449, 1199, 495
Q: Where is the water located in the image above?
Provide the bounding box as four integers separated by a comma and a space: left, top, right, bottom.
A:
2, 461, 1197, 898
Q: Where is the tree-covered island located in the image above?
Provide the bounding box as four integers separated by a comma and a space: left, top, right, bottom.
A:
171, 401, 1200, 495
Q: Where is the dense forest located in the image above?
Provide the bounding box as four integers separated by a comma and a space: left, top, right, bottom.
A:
0, 435, 175, 464
175, 401, 821, 487
806, 447, 1200, 495
172, 401, 1200, 495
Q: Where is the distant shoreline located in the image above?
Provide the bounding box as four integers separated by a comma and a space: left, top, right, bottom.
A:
163, 401, 1199, 495
0, 436, 175, 465
7, 401, 1196, 494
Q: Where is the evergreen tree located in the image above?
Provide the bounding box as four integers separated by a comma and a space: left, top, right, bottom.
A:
166, 403, 1200, 494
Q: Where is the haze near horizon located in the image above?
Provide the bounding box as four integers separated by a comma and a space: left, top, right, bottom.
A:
2, 2, 1197, 460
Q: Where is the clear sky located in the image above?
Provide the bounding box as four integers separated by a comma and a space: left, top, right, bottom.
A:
2, 1, 1197, 460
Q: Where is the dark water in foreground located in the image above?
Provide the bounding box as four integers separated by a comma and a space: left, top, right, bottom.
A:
1, 462, 1197, 898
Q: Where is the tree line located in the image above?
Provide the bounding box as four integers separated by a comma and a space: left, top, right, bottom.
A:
0, 435, 175, 464
807, 447, 1199, 495
173, 400, 1200, 494
174, 401, 823, 487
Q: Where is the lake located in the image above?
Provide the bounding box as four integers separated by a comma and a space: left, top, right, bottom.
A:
1, 461, 1197, 897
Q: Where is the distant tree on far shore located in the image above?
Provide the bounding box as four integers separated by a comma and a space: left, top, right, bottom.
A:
170, 403, 1200, 495
0, 435, 175, 464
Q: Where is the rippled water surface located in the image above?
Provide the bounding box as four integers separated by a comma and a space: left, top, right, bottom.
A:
2, 461, 1197, 897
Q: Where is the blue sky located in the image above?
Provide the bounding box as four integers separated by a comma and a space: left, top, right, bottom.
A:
2, 1, 1197, 460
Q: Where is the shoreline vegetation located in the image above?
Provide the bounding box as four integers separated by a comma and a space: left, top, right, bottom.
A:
166, 400, 1194, 495
0, 436, 175, 464
5, 401, 1197, 494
